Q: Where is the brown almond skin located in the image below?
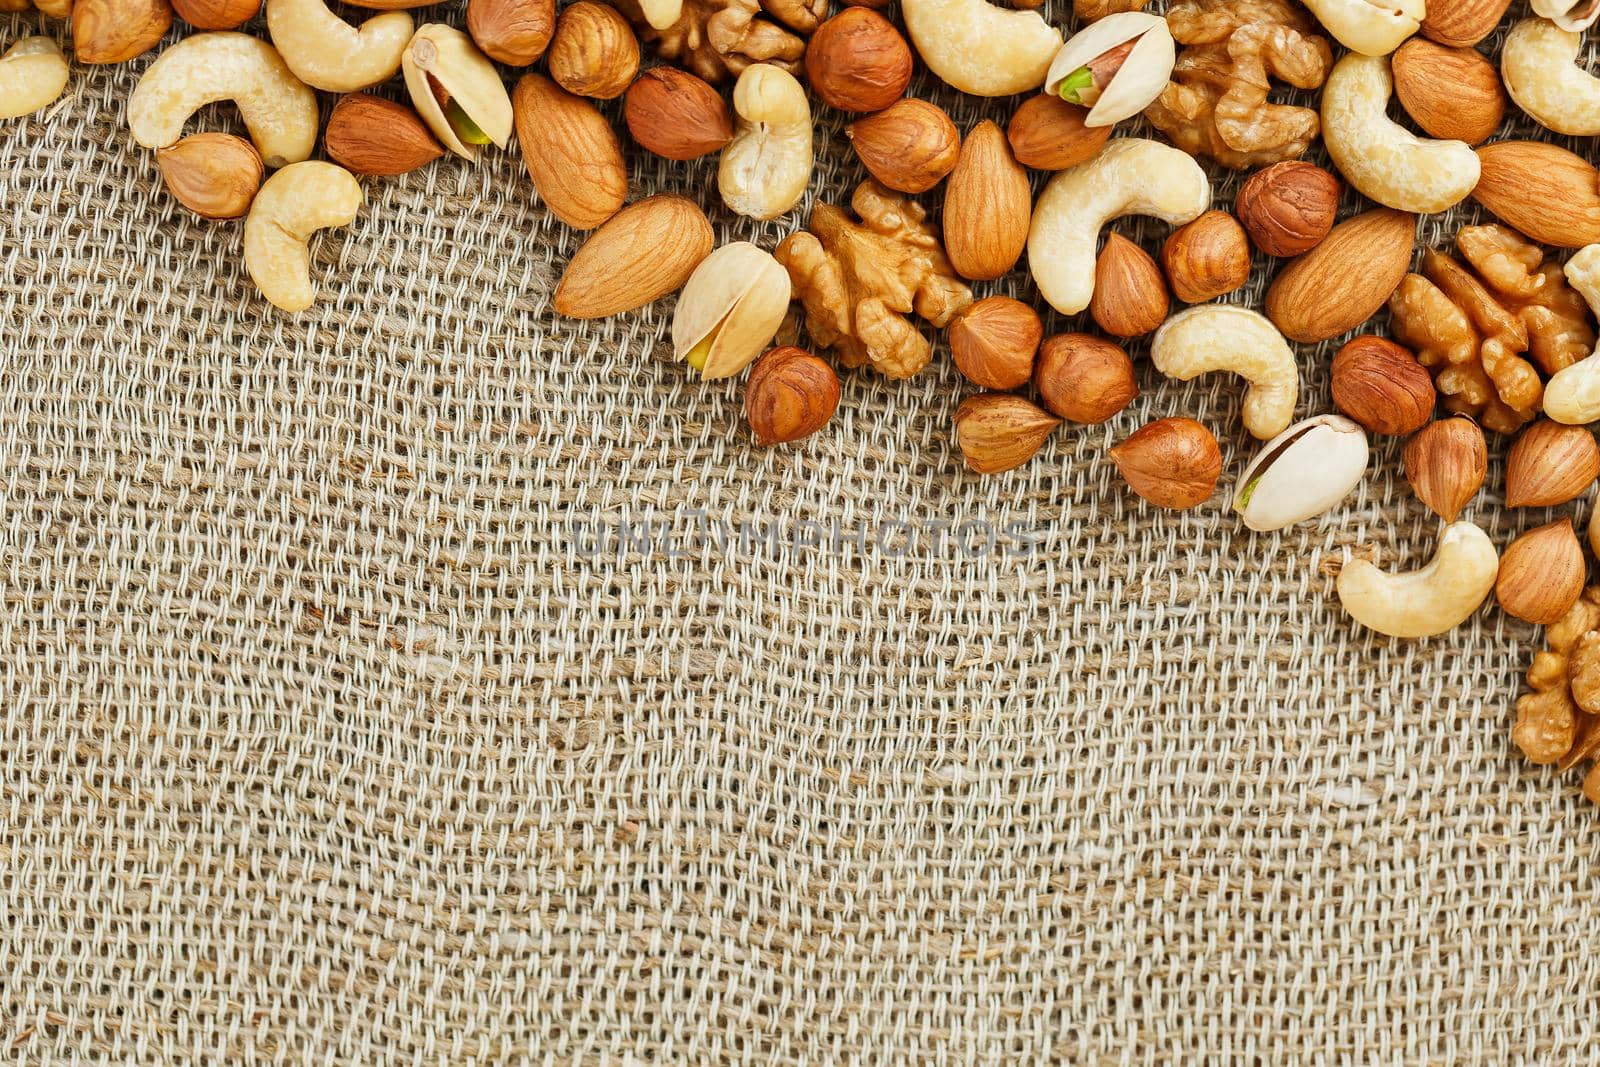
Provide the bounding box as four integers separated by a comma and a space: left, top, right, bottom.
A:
1473, 141, 1600, 249
1092, 235, 1168, 338
73, 0, 171, 63
1264, 208, 1416, 344
553, 195, 714, 319
1505, 420, 1600, 508
1110, 417, 1221, 510
943, 121, 1030, 281
1497, 519, 1586, 625
623, 68, 733, 161
1035, 333, 1137, 424
1404, 416, 1486, 522
1392, 39, 1503, 145
746, 347, 841, 445
156, 132, 262, 219
1236, 161, 1340, 257
547, 2, 639, 100
805, 8, 913, 113
953, 394, 1061, 474
467, 0, 555, 65
1006, 94, 1111, 171
171, 0, 257, 29
1162, 211, 1250, 304
325, 94, 446, 176
846, 99, 960, 193
946, 296, 1041, 390
513, 73, 628, 230
1421, 0, 1510, 47
1331, 336, 1436, 436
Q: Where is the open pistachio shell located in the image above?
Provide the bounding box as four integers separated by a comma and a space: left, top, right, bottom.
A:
671, 242, 792, 380
1233, 414, 1369, 532
1532, 0, 1600, 31
1044, 12, 1173, 128
402, 24, 512, 160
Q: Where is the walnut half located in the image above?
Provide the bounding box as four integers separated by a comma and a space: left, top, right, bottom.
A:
1515, 587, 1600, 801
775, 181, 973, 379
617, 0, 821, 83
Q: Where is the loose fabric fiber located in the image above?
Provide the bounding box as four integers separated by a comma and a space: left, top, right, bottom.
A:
4, 8, 1600, 1064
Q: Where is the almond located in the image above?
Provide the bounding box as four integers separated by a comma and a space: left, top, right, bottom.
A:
1497, 519, 1586, 624
1092, 235, 1168, 338
512, 72, 628, 231
1505, 420, 1600, 508
942, 120, 1030, 281
623, 68, 733, 161
1006, 94, 1111, 171
1264, 208, 1416, 344
553, 195, 714, 319
325, 94, 446, 176
1420, 0, 1510, 47
1472, 141, 1600, 249
1392, 39, 1503, 145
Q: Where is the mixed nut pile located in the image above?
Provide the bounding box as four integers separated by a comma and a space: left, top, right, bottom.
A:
7, 0, 1600, 795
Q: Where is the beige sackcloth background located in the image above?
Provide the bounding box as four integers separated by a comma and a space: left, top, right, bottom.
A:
5, 5, 1600, 1062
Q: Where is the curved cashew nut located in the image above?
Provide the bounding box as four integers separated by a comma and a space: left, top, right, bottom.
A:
1027, 138, 1209, 316
1150, 305, 1298, 440
267, 0, 412, 92
1502, 19, 1600, 137
0, 37, 69, 120
718, 64, 812, 221
128, 33, 318, 168
1322, 54, 1478, 213
243, 161, 363, 312
901, 0, 1060, 97
1542, 244, 1600, 424
1336, 522, 1499, 638
1301, 0, 1422, 55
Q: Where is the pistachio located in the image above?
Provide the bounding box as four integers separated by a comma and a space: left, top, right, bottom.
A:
1043, 12, 1174, 128
671, 242, 792, 380
1233, 414, 1369, 532
403, 24, 513, 159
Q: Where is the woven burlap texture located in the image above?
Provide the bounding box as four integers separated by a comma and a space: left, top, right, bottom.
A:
5, 6, 1600, 1063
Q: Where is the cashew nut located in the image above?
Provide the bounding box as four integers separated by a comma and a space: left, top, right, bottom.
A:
128, 33, 318, 168
1542, 244, 1600, 424
1301, 0, 1422, 55
901, 0, 1060, 97
267, 0, 412, 92
0, 37, 69, 120
1321, 54, 1478, 214
637, 0, 681, 28
1151, 305, 1298, 440
1027, 138, 1209, 316
718, 64, 811, 221
1502, 19, 1600, 137
1336, 521, 1500, 638
243, 161, 363, 313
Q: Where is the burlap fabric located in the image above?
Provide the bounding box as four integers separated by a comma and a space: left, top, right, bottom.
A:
5, 7, 1600, 1063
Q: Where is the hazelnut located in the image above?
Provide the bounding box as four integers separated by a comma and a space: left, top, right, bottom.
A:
73, 0, 171, 64
1109, 417, 1222, 510
1091, 234, 1168, 338
1403, 416, 1486, 522
467, 0, 556, 66
546, 1, 639, 100
1005, 94, 1111, 171
946, 297, 1042, 390
624, 68, 733, 161
952, 393, 1062, 474
1161, 210, 1251, 304
1035, 333, 1138, 424
171, 0, 256, 29
804, 8, 913, 113
156, 132, 263, 219
846, 98, 960, 193
1506, 420, 1600, 508
325, 94, 446, 176
1331, 336, 1436, 436
746, 346, 841, 445
1236, 161, 1341, 258
1497, 519, 1586, 624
